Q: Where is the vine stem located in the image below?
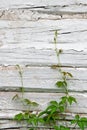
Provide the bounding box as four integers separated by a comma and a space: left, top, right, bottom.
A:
54, 30, 69, 127
54, 31, 68, 94
54, 31, 62, 73
16, 65, 24, 98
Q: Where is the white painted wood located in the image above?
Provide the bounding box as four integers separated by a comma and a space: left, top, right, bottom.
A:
0, 0, 87, 129
0, 19, 87, 51
0, 92, 87, 113
0, 10, 87, 22
0, 110, 87, 120
0, 49, 87, 67
0, 0, 87, 10
0, 67, 87, 92
0, 113, 87, 129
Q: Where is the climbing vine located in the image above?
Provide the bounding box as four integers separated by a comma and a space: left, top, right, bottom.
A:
13, 31, 87, 130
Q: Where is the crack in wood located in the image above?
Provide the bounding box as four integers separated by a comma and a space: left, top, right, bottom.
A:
60, 29, 87, 35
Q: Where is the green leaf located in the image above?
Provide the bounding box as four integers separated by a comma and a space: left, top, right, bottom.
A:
29, 128, 34, 130
68, 96, 77, 105
59, 105, 65, 112
62, 72, 73, 78
23, 99, 32, 105
54, 126, 70, 130
14, 113, 23, 121
71, 119, 77, 124
71, 114, 80, 125
38, 110, 47, 117
46, 105, 57, 113
31, 102, 39, 106
67, 72, 73, 78
76, 117, 87, 130
56, 81, 67, 88
78, 121, 85, 130
75, 114, 80, 120
54, 126, 60, 130
50, 101, 58, 106
23, 99, 39, 106
81, 117, 87, 126
60, 125, 70, 130
60, 96, 67, 104
38, 118, 45, 123
23, 112, 29, 120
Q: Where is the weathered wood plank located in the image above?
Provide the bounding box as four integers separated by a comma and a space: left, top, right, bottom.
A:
0, 92, 87, 113
0, 10, 87, 22
0, 92, 87, 129
0, 19, 87, 51
0, 49, 87, 67
0, 0, 87, 11
0, 66, 87, 92
0, 1, 87, 130
1, 110, 87, 120
0, 7, 87, 22
0, 117, 87, 130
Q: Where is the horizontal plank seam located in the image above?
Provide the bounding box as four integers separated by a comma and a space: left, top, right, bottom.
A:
0, 87, 87, 93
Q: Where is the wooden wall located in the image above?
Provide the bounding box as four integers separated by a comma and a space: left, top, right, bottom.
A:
0, 0, 87, 129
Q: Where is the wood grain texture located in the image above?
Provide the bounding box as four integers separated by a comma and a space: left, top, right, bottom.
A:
0, 0, 87, 129
0, 92, 87, 129
0, 92, 87, 113
0, 66, 87, 92
0, 49, 87, 67
0, 8, 87, 21
0, 118, 87, 130
0, 0, 87, 13
0, 19, 87, 51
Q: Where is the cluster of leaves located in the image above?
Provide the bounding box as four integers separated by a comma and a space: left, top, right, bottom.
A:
71, 115, 87, 130
14, 31, 87, 130
14, 111, 44, 130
